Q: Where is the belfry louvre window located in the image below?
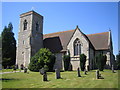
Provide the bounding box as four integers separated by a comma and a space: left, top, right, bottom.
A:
23, 20, 27, 30
74, 38, 81, 56
36, 22, 39, 31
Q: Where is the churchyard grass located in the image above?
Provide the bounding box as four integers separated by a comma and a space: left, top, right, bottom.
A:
2, 69, 119, 88
2, 69, 20, 72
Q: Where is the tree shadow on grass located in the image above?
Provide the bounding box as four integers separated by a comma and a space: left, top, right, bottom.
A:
0, 78, 19, 82
43, 80, 51, 82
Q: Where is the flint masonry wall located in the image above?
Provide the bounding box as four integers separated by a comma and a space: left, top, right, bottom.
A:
67, 29, 89, 70
16, 13, 32, 68
16, 11, 43, 68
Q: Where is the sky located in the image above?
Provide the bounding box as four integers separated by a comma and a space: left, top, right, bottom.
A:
1, 2, 119, 55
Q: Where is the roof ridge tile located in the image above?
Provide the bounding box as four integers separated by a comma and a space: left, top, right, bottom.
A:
87, 31, 109, 36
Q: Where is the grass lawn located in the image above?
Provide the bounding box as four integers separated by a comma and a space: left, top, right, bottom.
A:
2, 69, 119, 88
1, 69, 20, 72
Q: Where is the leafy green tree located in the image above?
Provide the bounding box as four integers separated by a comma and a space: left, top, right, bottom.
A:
63, 55, 70, 71
47, 54, 56, 71
95, 53, 107, 71
80, 54, 86, 71
116, 52, 120, 70
2, 23, 16, 68
29, 48, 55, 72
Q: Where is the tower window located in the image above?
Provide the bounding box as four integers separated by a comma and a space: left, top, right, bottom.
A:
74, 38, 81, 56
36, 22, 39, 31
23, 20, 27, 30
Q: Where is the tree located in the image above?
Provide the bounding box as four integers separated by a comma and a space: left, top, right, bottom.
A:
116, 52, 120, 70
63, 55, 70, 71
80, 54, 86, 71
95, 53, 107, 71
28, 48, 55, 72
47, 54, 56, 71
2, 23, 16, 68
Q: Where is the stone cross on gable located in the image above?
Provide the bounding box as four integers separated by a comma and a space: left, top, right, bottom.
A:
31, 7, 35, 11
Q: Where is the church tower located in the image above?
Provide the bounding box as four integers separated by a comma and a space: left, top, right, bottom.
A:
16, 11, 43, 68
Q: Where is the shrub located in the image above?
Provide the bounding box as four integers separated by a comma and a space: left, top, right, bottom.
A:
116, 53, 120, 70
95, 53, 107, 71
80, 54, 86, 71
47, 54, 56, 71
63, 55, 70, 71
28, 48, 55, 72
44, 65, 49, 72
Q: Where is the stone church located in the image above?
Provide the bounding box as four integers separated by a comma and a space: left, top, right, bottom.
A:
16, 11, 114, 70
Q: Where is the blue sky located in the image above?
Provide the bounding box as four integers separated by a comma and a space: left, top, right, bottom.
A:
1, 2, 118, 55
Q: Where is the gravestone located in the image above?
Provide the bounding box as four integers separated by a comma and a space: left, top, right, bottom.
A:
84, 69, 87, 75
39, 68, 45, 75
55, 69, 61, 79
24, 67, 27, 73
96, 70, 99, 79
112, 65, 115, 73
77, 67, 81, 77
39, 68, 47, 81
43, 72, 47, 81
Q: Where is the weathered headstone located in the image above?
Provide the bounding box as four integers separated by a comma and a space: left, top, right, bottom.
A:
43, 72, 47, 81
77, 67, 81, 77
39, 68, 45, 75
84, 69, 87, 75
96, 70, 99, 79
39, 68, 47, 81
24, 68, 27, 73
112, 65, 115, 73
55, 69, 61, 79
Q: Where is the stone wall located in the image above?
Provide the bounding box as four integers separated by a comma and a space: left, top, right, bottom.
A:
53, 53, 64, 70
89, 48, 95, 70
67, 29, 90, 70
16, 13, 32, 68
30, 13, 43, 56
95, 50, 111, 69
16, 11, 43, 68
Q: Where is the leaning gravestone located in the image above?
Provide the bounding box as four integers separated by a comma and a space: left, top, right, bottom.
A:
96, 70, 99, 79
77, 67, 81, 77
39, 68, 47, 81
55, 68, 61, 79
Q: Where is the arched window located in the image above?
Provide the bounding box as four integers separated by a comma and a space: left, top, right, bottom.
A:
36, 22, 39, 31
74, 38, 81, 56
23, 20, 27, 30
